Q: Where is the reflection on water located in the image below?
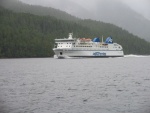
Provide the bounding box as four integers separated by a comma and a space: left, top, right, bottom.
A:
0, 57, 150, 113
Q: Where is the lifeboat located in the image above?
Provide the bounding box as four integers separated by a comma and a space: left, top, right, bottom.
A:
80, 38, 91, 42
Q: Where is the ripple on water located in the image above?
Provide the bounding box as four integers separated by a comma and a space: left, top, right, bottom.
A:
0, 58, 150, 113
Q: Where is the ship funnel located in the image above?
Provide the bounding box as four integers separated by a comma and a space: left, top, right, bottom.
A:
68, 33, 73, 39
105, 37, 113, 43
93, 37, 100, 42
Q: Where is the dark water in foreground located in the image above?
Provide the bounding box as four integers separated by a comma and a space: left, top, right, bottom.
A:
0, 56, 150, 113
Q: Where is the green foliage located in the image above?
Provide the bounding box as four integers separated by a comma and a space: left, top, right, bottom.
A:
0, 7, 92, 57
0, 7, 150, 58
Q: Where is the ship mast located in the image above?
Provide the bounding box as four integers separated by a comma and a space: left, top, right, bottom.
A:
102, 35, 104, 43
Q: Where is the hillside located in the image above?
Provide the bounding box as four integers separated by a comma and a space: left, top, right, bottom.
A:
0, 0, 80, 21
0, 7, 150, 58
16, 0, 150, 42
90, 0, 150, 42
0, 7, 94, 58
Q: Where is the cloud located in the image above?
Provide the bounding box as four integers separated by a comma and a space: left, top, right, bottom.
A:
122, 0, 150, 20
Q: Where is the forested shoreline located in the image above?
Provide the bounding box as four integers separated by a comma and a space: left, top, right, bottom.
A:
0, 7, 150, 58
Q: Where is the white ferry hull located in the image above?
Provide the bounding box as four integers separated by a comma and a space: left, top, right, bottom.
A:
53, 33, 124, 58
53, 49, 124, 58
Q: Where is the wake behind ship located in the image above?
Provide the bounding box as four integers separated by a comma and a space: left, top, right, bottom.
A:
53, 33, 124, 58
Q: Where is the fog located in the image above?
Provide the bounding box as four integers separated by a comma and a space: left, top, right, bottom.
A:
122, 0, 150, 20
20, 0, 150, 20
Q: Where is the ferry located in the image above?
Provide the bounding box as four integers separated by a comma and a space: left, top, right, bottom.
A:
53, 33, 124, 58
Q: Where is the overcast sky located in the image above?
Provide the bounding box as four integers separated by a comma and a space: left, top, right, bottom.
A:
19, 0, 150, 20
122, 0, 150, 20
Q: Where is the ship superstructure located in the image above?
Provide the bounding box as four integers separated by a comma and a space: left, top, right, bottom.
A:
53, 33, 124, 58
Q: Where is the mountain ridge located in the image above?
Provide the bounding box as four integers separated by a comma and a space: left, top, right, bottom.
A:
17, 0, 150, 41
1, 1, 150, 57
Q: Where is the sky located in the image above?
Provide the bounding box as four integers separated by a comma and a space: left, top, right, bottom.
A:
122, 0, 150, 20
19, 0, 150, 20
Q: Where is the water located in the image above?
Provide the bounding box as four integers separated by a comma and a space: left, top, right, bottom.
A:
0, 56, 150, 113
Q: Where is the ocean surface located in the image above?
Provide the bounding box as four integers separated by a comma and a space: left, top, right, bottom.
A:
0, 56, 150, 113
